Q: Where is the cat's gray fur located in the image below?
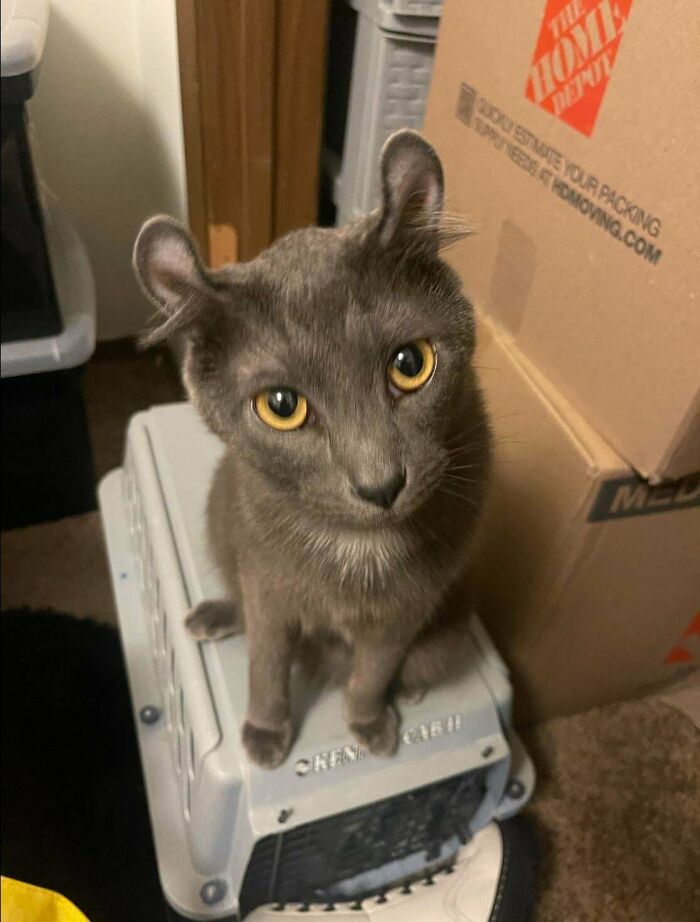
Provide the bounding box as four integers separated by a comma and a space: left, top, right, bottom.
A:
133, 130, 490, 769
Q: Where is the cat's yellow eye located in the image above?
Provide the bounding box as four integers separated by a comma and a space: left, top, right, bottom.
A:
254, 388, 308, 431
388, 339, 435, 392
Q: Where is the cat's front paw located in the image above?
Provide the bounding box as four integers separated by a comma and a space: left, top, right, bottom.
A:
185, 600, 242, 641
349, 707, 399, 757
242, 719, 293, 769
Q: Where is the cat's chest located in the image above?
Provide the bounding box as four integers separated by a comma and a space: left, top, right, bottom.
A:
305, 527, 409, 587
291, 526, 445, 627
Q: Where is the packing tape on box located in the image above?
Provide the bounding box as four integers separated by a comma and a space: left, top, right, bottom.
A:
487, 220, 537, 337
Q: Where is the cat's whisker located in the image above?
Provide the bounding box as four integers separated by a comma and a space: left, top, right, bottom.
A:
436, 485, 481, 508
442, 475, 481, 487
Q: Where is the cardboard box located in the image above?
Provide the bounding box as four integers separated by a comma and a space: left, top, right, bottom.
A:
425, 0, 700, 481
467, 316, 700, 721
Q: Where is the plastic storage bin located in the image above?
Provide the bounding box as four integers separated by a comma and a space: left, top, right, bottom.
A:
1, 0, 97, 528
1, 204, 97, 528
353, 0, 442, 32
333, 0, 440, 226
2, 0, 61, 342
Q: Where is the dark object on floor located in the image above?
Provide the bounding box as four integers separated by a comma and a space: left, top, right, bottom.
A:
0, 609, 167, 921
492, 816, 538, 922
1, 369, 96, 529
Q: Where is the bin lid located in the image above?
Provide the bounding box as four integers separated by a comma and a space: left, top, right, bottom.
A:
1, 0, 49, 88
1, 204, 96, 379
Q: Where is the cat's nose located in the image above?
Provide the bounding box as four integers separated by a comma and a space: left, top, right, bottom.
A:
354, 470, 406, 509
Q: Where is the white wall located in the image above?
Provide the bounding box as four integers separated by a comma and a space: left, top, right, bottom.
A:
28, 0, 188, 340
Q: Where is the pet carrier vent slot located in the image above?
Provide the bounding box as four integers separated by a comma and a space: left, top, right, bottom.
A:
177, 686, 186, 734
175, 721, 183, 774
188, 729, 196, 780
184, 771, 191, 821
161, 609, 168, 657
165, 682, 173, 734
144, 541, 155, 611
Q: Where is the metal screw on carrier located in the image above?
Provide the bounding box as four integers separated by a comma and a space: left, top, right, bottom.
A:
506, 779, 525, 799
201, 879, 227, 905
139, 705, 160, 725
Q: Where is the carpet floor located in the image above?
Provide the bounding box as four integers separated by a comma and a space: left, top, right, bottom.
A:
522, 694, 699, 921
2, 341, 698, 921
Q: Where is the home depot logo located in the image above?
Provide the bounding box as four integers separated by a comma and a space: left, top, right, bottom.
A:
525, 0, 633, 136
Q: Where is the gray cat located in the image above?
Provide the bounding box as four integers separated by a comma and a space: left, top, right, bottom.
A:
133, 130, 490, 769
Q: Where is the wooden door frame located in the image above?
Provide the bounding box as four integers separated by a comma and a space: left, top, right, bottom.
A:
175, 0, 330, 268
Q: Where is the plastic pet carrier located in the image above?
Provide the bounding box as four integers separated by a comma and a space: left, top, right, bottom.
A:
99, 403, 536, 920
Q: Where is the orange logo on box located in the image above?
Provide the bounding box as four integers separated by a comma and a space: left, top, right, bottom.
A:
664, 612, 700, 666
525, 0, 633, 137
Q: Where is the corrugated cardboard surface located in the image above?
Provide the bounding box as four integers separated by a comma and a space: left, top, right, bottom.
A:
425, 0, 700, 481
470, 317, 700, 720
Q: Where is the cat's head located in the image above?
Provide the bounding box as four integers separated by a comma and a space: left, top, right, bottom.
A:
133, 130, 486, 529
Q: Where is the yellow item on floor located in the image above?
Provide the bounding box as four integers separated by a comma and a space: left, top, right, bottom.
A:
1, 877, 90, 922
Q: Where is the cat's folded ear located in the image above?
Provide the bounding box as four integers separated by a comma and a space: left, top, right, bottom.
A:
376, 129, 444, 252
133, 216, 220, 347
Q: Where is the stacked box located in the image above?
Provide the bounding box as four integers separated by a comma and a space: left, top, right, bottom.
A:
424, 0, 700, 718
